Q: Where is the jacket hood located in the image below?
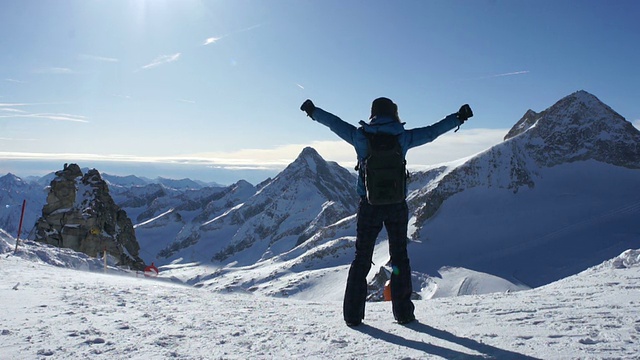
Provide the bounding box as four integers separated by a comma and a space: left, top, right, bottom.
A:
359, 116, 405, 135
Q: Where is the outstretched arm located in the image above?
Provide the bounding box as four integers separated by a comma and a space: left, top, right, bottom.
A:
300, 99, 358, 146
405, 114, 462, 148
405, 105, 473, 149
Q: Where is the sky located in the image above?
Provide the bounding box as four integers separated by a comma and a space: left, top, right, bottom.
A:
1, 0, 639, 184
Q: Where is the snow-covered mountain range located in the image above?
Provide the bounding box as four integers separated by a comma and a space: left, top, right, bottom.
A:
1, 90, 638, 302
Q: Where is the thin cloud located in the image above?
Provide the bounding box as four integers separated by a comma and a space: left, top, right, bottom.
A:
0, 145, 305, 170
79, 54, 119, 62
0, 108, 27, 113
476, 71, 530, 80
4, 78, 26, 83
33, 67, 74, 74
456, 71, 530, 83
0, 113, 89, 123
296, 83, 305, 90
0, 137, 36, 141
0, 102, 65, 107
0, 151, 109, 161
0, 128, 506, 173
0, 103, 30, 108
140, 53, 181, 70
237, 23, 263, 34
0, 102, 85, 122
0, 151, 284, 168
203, 36, 225, 46
202, 23, 263, 46
178, 99, 196, 104
489, 70, 529, 78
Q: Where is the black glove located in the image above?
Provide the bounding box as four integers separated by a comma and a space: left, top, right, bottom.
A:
300, 99, 315, 118
457, 104, 473, 122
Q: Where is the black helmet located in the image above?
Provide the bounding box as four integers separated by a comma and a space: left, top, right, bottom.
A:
370, 97, 398, 119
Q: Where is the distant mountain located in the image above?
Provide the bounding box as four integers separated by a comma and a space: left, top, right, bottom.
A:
130, 179, 257, 264
0, 170, 247, 254
155, 177, 207, 190
102, 173, 149, 187
0, 173, 46, 238
102, 173, 222, 189
406, 90, 640, 287
504, 90, 640, 168
153, 147, 359, 267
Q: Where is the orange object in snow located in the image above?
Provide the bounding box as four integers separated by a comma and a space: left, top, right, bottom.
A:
383, 280, 392, 301
144, 262, 159, 277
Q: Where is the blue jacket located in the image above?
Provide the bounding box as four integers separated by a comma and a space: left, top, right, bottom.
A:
310, 107, 463, 196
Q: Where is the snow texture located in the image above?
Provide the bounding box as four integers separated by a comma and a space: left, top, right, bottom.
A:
1, 232, 639, 359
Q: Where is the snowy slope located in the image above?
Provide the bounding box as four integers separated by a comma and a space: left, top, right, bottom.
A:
102, 179, 256, 265
410, 160, 640, 287
1, 231, 639, 359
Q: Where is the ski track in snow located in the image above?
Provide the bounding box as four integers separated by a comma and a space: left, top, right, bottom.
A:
1, 251, 639, 359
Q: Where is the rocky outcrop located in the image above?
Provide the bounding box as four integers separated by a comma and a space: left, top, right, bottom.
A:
366, 266, 422, 302
33, 164, 146, 270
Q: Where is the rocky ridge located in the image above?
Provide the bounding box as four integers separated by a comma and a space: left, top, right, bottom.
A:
33, 164, 146, 270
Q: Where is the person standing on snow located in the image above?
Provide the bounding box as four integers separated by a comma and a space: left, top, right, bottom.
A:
300, 97, 472, 326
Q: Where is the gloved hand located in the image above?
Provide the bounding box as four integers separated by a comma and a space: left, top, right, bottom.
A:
457, 104, 473, 122
300, 99, 315, 118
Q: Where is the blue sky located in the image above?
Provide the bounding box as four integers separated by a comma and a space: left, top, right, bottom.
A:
1, 0, 639, 184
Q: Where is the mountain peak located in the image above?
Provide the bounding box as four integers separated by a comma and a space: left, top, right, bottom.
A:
504, 90, 640, 168
504, 109, 539, 140
204, 145, 359, 264
546, 90, 615, 120
297, 146, 322, 159
569, 89, 598, 101
0, 173, 24, 188
291, 147, 325, 174
505, 90, 619, 141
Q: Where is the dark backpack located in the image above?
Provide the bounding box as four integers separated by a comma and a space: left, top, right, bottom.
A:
361, 132, 407, 205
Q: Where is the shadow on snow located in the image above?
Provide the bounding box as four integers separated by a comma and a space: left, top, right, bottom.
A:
353, 321, 541, 360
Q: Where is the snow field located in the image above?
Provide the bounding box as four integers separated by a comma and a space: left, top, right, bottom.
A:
1, 250, 639, 359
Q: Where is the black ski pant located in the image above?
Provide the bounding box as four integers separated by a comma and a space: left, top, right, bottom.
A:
343, 198, 415, 323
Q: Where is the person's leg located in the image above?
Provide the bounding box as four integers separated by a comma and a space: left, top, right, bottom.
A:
385, 201, 415, 323
343, 199, 382, 325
